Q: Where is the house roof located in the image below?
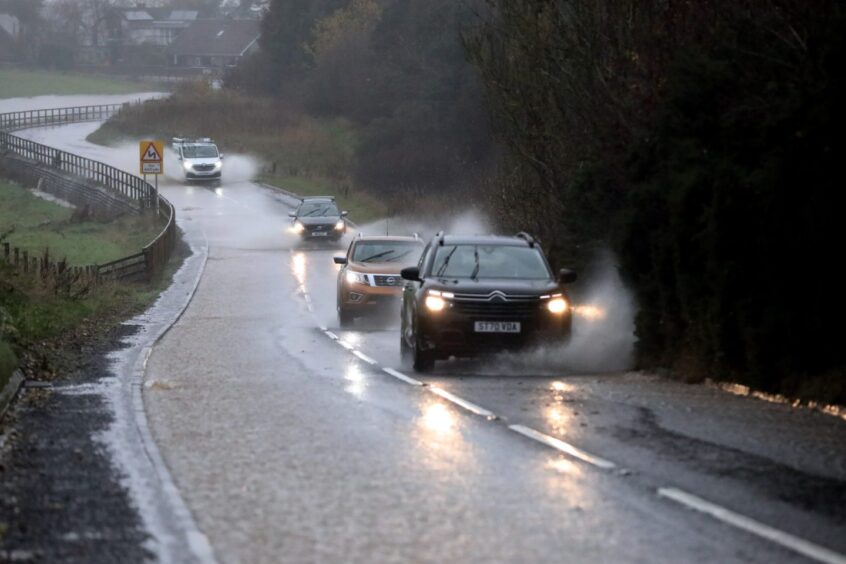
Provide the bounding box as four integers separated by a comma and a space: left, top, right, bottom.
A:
121, 9, 198, 23
170, 19, 260, 57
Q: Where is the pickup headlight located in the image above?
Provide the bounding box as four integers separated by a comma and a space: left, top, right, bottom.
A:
335, 220, 345, 231
547, 296, 569, 314
346, 271, 370, 285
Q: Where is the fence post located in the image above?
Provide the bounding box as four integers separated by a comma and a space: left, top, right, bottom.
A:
3, 242, 8, 261
22, 250, 28, 273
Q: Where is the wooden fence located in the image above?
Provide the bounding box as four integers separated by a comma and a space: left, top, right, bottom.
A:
0, 104, 177, 284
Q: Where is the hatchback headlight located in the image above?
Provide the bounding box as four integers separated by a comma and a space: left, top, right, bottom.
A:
292, 221, 305, 234
335, 220, 345, 231
346, 271, 370, 285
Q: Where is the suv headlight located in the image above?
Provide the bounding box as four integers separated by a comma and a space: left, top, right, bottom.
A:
425, 289, 453, 312
547, 296, 569, 314
346, 271, 370, 285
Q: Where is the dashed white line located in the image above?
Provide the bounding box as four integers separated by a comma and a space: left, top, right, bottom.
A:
658, 488, 846, 564
382, 367, 424, 386
508, 424, 616, 469
429, 386, 496, 418
324, 330, 339, 340
337, 340, 355, 351
352, 350, 378, 365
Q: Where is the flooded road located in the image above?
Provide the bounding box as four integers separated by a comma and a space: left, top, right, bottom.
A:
6, 97, 846, 563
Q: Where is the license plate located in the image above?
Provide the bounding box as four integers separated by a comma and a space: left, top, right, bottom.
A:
311, 232, 328, 237
474, 321, 521, 333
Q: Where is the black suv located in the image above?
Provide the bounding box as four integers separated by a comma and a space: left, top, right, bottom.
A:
399, 233, 576, 371
288, 196, 348, 241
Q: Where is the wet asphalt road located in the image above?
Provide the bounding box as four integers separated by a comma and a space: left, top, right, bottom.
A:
12, 107, 846, 563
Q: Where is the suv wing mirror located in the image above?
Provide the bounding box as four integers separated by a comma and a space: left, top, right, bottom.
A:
558, 268, 577, 284
333, 256, 347, 265
288, 211, 296, 218
341, 211, 349, 217
401, 266, 421, 281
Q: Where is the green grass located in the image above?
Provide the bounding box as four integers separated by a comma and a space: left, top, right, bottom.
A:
0, 68, 160, 99
0, 178, 161, 265
260, 174, 387, 225
0, 339, 16, 395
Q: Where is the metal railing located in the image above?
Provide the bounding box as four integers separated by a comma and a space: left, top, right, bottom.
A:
0, 104, 123, 131
0, 103, 176, 281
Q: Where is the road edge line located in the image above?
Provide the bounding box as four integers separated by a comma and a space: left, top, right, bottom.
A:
657, 487, 846, 564
130, 229, 217, 564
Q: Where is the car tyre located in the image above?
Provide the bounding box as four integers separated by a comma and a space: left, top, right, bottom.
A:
409, 317, 434, 372
338, 307, 353, 328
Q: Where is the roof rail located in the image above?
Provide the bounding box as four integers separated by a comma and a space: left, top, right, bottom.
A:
411, 232, 420, 240
515, 232, 536, 247
436, 230, 446, 246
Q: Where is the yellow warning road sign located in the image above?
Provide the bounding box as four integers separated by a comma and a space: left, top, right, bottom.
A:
139, 140, 164, 175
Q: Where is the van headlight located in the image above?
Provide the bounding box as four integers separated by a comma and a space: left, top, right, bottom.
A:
346, 271, 370, 285
213, 161, 222, 170
183, 162, 192, 171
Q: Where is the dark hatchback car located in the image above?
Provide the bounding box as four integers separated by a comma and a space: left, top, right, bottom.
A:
289, 197, 348, 241
399, 233, 577, 371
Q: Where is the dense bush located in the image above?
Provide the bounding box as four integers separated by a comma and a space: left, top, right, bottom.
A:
468, 0, 845, 401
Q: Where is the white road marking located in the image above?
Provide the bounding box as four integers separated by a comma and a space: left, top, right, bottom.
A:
430, 386, 496, 418
382, 367, 424, 386
352, 350, 378, 365
508, 424, 616, 469
658, 488, 846, 564
324, 331, 339, 340
338, 340, 355, 351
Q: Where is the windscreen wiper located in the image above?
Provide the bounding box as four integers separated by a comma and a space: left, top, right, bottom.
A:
360, 250, 395, 262
436, 247, 458, 277
470, 246, 480, 280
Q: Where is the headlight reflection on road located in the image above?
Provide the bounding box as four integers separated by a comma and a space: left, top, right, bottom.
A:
545, 456, 582, 477
421, 402, 456, 434
214, 187, 224, 197
291, 252, 307, 286
344, 365, 366, 398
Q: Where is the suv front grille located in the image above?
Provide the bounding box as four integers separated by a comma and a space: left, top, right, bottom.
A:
450, 300, 539, 319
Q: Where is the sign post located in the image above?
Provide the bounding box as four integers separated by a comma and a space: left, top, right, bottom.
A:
139, 140, 164, 214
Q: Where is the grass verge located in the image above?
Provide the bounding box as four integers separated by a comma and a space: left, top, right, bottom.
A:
1, 174, 185, 387
0, 178, 160, 265
0, 68, 161, 99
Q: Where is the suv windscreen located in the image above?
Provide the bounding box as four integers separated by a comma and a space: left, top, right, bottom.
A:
353, 241, 424, 264
182, 145, 218, 158
298, 202, 339, 217
431, 244, 551, 280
